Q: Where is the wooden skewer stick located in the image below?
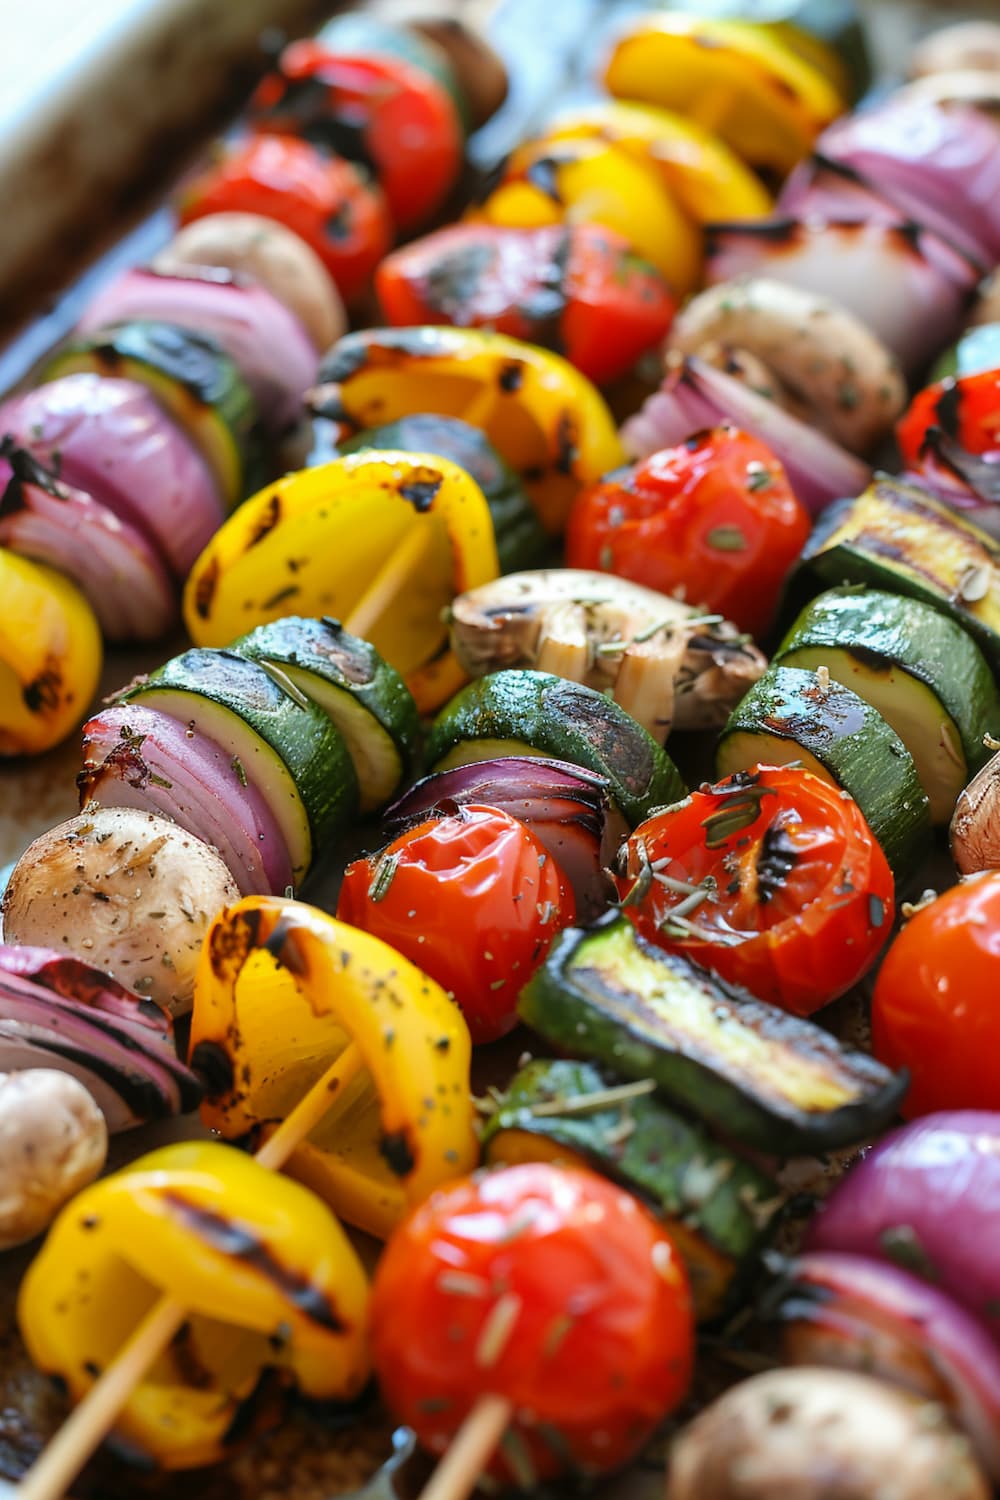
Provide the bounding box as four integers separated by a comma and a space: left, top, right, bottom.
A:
416, 1393, 513, 1500
345, 524, 437, 641
17, 1041, 366, 1500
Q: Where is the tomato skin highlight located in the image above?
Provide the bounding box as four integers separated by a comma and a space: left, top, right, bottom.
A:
250, 42, 463, 231
614, 766, 894, 1017
337, 805, 576, 1044
565, 426, 811, 637
369, 1162, 693, 1482
873, 871, 1000, 1118
179, 135, 392, 305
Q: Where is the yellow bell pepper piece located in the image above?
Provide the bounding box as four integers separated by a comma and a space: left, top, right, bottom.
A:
471, 136, 702, 299
604, 13, 844, 176
312, 326, 625, 536
0, 548, 102, 756
184, 451, 499, 714
538, 101, 773, 224
189, 896, 478, 1239
18, 1140, 370, 1470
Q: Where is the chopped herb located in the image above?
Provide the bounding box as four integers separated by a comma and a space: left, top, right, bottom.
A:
230, 755, 248, 787
706, 525, 748, 552
368, 852, 400, 903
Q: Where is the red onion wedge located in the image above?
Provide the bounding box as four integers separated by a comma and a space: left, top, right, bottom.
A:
0, 949, 201, 1131
384, 757, 626, 921
0, 443, 177, 641
807, 1111, 1000, 1344
79, 266, 318, 432
78, 705, 294, 897
0, 374, 222, 577
621, 355, 871, 516
773, 1250, 1000, 1480
813, 100, 1000, 269
0, 945, 174, 1047
778, 152, 908, 226
704, 218, 978, 376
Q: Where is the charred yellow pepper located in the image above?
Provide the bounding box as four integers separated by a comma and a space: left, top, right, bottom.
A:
310, 326, 625, 536
0, 548, 102, 756
18, 1140, 370, 1470
471, 136, 702, 298
189, 896, 478, 1239
604, 13, 844, 176
183, 451, 499, 714
537, 101, 773, 224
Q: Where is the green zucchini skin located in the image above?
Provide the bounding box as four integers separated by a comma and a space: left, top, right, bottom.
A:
517, 915, 908, 1156
43, 320, 259, 507
791, 476, 1000, 674
118, 649, 358, 878
338, 416, 550, 574
234, 617, 421, 814
716, 664, 931, 878
482, 1057, 781, 1322
425, 669, 686, 826
774, 587, 1000, 824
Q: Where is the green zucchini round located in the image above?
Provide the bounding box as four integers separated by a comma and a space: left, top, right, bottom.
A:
338, 415, 549, 574
234, 616, 420, 814
118, 648, 358, 882
716, 664, 931, 878
774, 587, 1000, 824
425, 668, 685, 826
42, 321, 259, 508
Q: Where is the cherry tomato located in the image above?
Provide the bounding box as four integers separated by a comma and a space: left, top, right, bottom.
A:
250, 42, 463, 232
873, 871, 1000, 1117
179, 135, 392, 305
565, 426, 811, 638
897, 369, 1000, 505
376, 222, 675, 385
370, 1162, 693, 1483
613, 765, 894, 1017
337, 805, 576, 1044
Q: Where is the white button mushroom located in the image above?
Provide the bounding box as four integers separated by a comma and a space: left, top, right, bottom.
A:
0, 1070, 107, 1251
1, 807, 240, 1017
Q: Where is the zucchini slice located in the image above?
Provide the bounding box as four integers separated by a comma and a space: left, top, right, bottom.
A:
517, 915, 907, 1155
716, 664, 931, 877
482, 1057, 782, 1322
42, 321, 258, 508
793, 475, 1000, 674
118, 649, 358, 882
339, 415, 549, 575
424, 669, 685, 826
774, 588, 1000, 824
235, 617, 420, 814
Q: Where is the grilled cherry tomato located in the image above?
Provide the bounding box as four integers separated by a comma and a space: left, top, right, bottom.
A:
376, 222, 675, 385
179, 135, 392, 305
370, 1162, 693, 1484
250, 41, 463, 232
337, 805, 576, 1043
897, 369, 1000, 505
566, 427, 810, 638
614, 766, 894, 1016
872, 871, 1000, 1117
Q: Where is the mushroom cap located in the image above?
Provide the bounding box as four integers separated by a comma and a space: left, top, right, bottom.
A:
909, 21, 1000, 80
0, 1069, 107, 1249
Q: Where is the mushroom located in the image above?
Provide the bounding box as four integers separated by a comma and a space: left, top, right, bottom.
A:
156, 212, 346, 352
668, 278, 906, 455
2, 807, 240, 1017
909, 22, 1000, 80
448, 568, 767, 742
892, 71, 1000, 121
950, 750, 1000, 875
0, 1070, 107, 1250
666, 1367, 990, 1500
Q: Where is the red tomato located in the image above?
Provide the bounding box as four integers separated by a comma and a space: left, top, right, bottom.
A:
179, 135, 392, 305
250, 42, 463, 231
370, 1162, 693, 1483
376, 222, 674, 384
337, 805, 576, 1044
897, 369, 1000, 503
613, 765, 894, 1016
565, 426, 811, 638
873, 871, 1000, 1117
